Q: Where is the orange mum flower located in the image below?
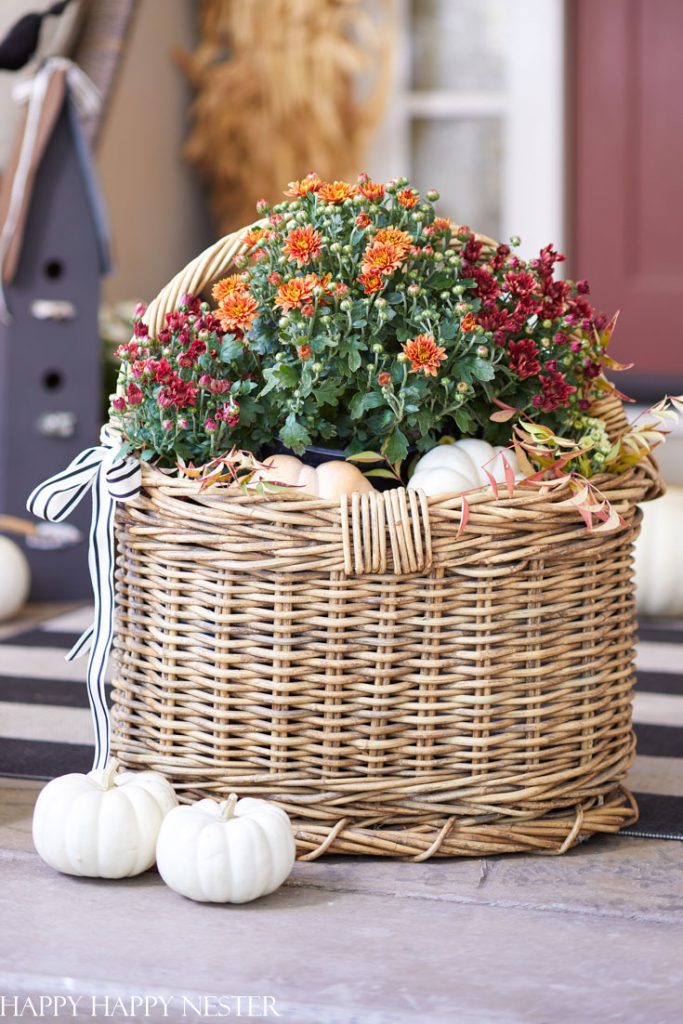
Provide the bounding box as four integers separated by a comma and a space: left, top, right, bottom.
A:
297, 344, 312, 360
284, 172, 321, 198
217, 290, 259, 333
358, 271, 384, 295
460, 313, 476, 332
283, 224, 323, 267
359, 179, 385, 202
402, 334, 447, 377
317, 180, 359, 204
373, 227, 412, 255
431, 217, 452, 235
274, 277, 314, 313
397, 187, 419, 209
361, 241, 405, 277
212, 274, 248, 303
242, 226, 265, 248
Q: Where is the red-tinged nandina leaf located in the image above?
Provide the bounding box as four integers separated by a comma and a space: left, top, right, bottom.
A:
542, 450, 587, 477
490, 408, 516, 423
591, 506, 622, 533
482, 468, 499, 499
457, 496, 469, 538
578, 506, 593, 529
556, 485, 590, 509
347, 450, 384, 464
612, 385, 636, 402
523, 469, 553, 484
601, 353, 634, 372
502, 454, 516, 497
653, 409, 678, 423
513, 442, 535, 478
597, 310, 619, 349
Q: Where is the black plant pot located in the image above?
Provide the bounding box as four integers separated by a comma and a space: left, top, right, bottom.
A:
267, 442, 408, 492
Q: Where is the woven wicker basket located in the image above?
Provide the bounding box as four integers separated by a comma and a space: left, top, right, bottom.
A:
110, 227, 662, 860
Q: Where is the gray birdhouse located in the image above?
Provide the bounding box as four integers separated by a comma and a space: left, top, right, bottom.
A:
0, 62, 110, 599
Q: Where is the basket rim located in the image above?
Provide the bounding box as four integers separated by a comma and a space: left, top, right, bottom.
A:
136, 454, 662, 510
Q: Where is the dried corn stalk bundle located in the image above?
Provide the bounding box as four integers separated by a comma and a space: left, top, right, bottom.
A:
178, 0, 394, 231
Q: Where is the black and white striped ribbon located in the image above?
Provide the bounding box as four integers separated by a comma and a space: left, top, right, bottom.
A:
26, 441, 141, 769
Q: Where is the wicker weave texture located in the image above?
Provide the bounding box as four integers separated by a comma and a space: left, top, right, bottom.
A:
110, 222, 663, 858
110, 458, 659, 858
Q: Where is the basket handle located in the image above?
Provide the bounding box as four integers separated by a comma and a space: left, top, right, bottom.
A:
142, 221, 264, 338
341, 488, 432, 576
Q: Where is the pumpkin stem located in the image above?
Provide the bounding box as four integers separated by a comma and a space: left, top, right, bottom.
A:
218, 793, 239, 820
88, 757, 119, 791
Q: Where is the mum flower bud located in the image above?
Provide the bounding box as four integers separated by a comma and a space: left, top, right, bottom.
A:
457, 382, 469, 393
476, 345, 488, 357
426, 189, 440, 202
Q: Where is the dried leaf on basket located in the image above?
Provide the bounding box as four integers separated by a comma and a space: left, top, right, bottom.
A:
176, 0, 394, 232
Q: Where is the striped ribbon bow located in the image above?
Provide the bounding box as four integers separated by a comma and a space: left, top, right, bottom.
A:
27, 440, 141, 769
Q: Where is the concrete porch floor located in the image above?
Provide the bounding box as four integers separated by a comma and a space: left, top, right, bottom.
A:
1, 778, 682, 1023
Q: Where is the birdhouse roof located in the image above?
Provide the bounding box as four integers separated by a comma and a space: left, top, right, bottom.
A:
0, 62, 110, 286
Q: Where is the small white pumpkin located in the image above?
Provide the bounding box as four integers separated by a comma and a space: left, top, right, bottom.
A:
635, 486, 683, 616
408, 438, 522, 498
0, 535, 30, 622
156, 794, 296, 904
32, 758, 178, 878
257, 454, 374, 499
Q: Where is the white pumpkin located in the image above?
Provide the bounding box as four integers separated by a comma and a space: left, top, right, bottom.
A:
257, 454, 374, 499
156, 794, 296, 904
635, 486, 683, 616
408, 439, 522, 498
32, 758, 178, 878
0, 535, 30, 622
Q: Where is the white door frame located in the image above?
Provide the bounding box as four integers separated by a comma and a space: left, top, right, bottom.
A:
366, 0, 566, 259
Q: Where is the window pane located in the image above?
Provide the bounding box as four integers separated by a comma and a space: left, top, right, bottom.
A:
411, 0, 508, 93
410, 118, 503, 240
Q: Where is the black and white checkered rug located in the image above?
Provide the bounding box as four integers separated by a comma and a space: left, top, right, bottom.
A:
0, 608, 681, 840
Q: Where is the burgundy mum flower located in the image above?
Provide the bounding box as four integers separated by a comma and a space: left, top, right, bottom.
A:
127, 382, 143, 406
504, 270, 537, 298
532, 371, 576, 413
508, 340, 542, 380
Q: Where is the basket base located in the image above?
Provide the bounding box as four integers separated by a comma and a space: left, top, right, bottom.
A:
292, 787, 638, 861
